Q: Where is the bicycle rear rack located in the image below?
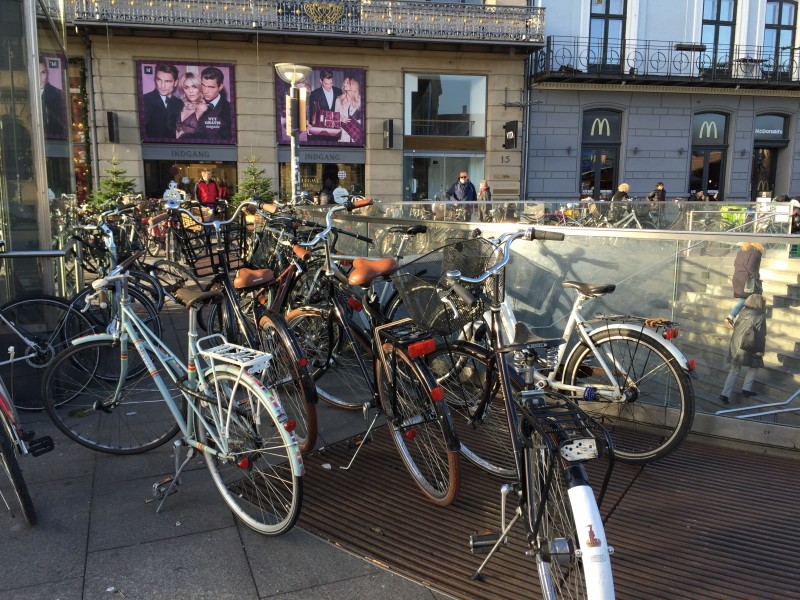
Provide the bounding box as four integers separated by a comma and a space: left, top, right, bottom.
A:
197, 334, 273, 375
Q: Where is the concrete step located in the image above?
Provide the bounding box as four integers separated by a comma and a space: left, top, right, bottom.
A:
674, 307, 800, 341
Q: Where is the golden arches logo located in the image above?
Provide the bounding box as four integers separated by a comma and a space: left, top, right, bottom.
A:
590, 118, 611, 137
699, 120, 718, 139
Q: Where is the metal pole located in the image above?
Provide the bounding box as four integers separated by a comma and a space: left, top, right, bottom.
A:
289, 85, 301, 202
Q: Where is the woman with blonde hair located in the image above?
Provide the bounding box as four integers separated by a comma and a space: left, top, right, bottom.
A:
724, 241, 765, 329
335, 76, 362, 143
175, 71, 208, 139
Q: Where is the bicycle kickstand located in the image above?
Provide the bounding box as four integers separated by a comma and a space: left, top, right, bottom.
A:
339, 403, 380, 471
153, 440, 195, 512
470, 484, 518, 581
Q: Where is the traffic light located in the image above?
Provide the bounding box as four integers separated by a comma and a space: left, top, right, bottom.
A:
503, 120, 518, 149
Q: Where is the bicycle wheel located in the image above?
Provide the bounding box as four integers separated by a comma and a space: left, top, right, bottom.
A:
526, 442, 613, 599
150, 259, 205, 302
0, 422, 36, 525
285, 256, 327, 311
425, 341, 516, 479
377, 346, 460, 506
128, 269, 165, 312
199, 366, 303, 535
286, 306, 372, 410
43, 339, 184, 454
257, 312, 318, 453
71, 285, 162, 340
0, 295, 96, 411
563, 327, 694, 463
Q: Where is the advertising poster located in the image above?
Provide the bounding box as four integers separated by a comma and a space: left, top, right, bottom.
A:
276, 66, 366, 147
39, 53, 68, 140
136, 60, 237, 144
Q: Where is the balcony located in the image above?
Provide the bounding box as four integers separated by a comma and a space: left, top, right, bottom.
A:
532, 36, 800, 90
45, 0, 545, 51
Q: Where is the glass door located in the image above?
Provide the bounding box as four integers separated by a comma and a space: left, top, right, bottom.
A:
750, 148, 778, 200
580, 147, 617, 200
690, 149, 726, 200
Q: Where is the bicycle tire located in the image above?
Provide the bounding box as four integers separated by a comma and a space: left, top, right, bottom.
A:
199, 365, 303, 535
128, 269, 165, 312
0, 421, 36, 525
43, 339, 184, 454
149, 259, 205, 302
0, 295, 96, 411
285, 306, 373, 410
257, 312, 318, 453
71, 284, 162, 341
425, 341, 516, 479
377, 346, 460, 506
526, 440, 613, 599
563, 327, 694, 463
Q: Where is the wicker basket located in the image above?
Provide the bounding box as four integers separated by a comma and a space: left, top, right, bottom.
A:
391, 238, 502, 337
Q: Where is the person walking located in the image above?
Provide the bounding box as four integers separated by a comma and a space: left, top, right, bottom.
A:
647, 181, 666, 202
477, 179, 492, 222
194, 169, 219, 207
724, 241, 764, 329
446, 171, 477, 220
719, 293, 767, 404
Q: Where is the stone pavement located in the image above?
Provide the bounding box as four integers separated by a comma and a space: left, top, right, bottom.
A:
1, 306, 449, 600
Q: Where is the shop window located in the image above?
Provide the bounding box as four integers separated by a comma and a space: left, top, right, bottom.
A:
404, 74, 486, 137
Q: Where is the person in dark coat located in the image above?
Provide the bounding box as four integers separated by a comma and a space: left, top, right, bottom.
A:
187, 67, 231, 141
143, 64, 182, 140
724, 241, 764, 329
446, 171, 477, 220
719, 293, 767, 404
647, 181, 666, 202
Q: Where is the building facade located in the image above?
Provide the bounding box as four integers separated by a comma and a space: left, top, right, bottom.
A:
527, 0, 800, 201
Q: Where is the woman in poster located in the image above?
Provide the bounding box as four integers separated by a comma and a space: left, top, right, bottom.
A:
335, 76, 362, 144
175, 72, 208, 139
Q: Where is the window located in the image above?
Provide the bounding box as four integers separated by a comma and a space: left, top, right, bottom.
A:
690, 112, 729, 199
580, 110, 621, 200
404, 74, 486, 137
588, 0, 626, 72
402, 154, 484, 202
764, 0, 796, 78
701, 0, 737, 72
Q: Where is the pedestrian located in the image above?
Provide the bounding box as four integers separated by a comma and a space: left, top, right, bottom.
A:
477, 179, 491, 222
688, 190, 705, 201
194, 169, 219, 207
719, 293, 767, 404
789, 199, 800, 256
445, 170, 477, 220
610, 182, 630, 201
724, 241, 764, 329
647, 181, 666, 202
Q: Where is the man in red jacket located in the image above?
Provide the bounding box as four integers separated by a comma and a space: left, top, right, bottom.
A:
194, 169, 219, 207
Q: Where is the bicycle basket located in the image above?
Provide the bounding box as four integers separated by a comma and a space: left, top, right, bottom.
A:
391, 237, 503, 337
173, 207, 246, 277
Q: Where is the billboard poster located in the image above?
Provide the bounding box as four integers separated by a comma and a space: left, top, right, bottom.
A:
276, 66, 366, 147
136, 60, 237, 144
39, 53, 68, 140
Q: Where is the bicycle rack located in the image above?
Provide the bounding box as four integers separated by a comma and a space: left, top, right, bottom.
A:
716, 387, 800, 419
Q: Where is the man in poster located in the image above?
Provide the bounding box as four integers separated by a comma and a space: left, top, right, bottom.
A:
307, 69, 341, 141
39, 56, 66, 140
186, 66, 231, 140
143, 64, 182, 139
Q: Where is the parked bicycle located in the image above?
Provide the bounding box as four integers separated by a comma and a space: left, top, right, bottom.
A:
390, 230, 617, 598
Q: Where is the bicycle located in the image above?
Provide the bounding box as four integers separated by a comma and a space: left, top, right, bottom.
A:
285, 199, 462, 505
41, 251, 304, 535
390, 230, 616, 598
0, 348, 55, 526
413, 233, 695, 466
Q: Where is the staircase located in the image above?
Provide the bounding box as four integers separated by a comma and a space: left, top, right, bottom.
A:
674, 250, 800, 450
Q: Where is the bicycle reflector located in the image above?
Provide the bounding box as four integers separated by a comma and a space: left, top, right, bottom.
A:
404, 429, 417, 440
663, 327, 679, 340
430, 386, 445, 402
407, 338, 436, 358
347, 297, 364, 312
687, 358, 697, 371
298, 356, 308, 368
237, 457, 251, 470
284, 420, 297, 433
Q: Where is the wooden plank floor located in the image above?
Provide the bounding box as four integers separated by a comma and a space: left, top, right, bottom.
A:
298, 430, 800, 600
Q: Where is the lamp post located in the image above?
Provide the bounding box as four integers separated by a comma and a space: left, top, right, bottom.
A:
275, 63, 311, 203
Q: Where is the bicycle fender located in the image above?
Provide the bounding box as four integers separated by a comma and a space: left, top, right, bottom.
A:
581, 324, 691, 370
70, 333, 114, 345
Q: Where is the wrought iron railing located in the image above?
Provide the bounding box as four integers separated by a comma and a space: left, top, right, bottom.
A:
45, 0, 544, 46
533, 36, 799, 85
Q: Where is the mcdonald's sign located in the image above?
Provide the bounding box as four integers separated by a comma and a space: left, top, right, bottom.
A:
591, 118, 611, 137
698, 120, 718, 139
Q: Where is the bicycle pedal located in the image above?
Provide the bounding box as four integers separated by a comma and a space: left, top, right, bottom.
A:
469, 530, 502, 554
152, 476, 178, 500
29, 436, 55, 456
347, 436, 371, 450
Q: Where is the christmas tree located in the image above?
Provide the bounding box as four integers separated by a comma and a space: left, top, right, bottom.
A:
89, 156, 138, 211
231, 157, 276, 207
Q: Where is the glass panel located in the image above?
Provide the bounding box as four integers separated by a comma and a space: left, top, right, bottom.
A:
598, 148, 616, 198
719, 0, 736, 21
404, 74, 486, 137
766, 1, 780, 24
703, 0, 718, 21
608, 0, 624, 15
707, 150, 724, 198
277, 161, 365, 203
591, 0, 606, 15
402, 154, 485, 202
751, 148, 775, 199
692, 112, 728, 144
764, 29, 777, 51
781, 2, 795, 25
779, 29, 794, 48
580, 149, 597, 198
689, 151, 705, 194
580, 148, 617, 200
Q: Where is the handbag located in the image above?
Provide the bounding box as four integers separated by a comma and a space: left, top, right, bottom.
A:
744, 274, 762, 295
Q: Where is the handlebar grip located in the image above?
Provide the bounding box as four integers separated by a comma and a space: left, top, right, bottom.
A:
524, 228, 565, 242
260, 202, 280, 214
345, 197, 373, 210
451, 282, 477, 307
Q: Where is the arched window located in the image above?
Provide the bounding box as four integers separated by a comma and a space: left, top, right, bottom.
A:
580, 110, 621, 200
690, 112, 729, 199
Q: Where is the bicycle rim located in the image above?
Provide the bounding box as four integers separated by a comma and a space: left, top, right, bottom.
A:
377, 347, 460, 506
199, 369, 302, 535
0, 424, 36, 525
425, 342, 516, 478
286, 307, 372, 410
43, 340, 183, 454
564, 328, 694, 463
258, 313, 318, 453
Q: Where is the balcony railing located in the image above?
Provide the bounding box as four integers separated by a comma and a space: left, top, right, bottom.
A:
45, 0, 544, 47
533, 36, 800, 88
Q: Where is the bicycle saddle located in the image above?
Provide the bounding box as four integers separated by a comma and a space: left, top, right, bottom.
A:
561, 281, 616, 297
233, 267, 276, 290
388, 225, 428, 236
175, 287, 223, 308
348, 257, 400, 287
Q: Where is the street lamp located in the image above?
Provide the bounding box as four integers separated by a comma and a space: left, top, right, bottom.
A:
275, 63, 311, 202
